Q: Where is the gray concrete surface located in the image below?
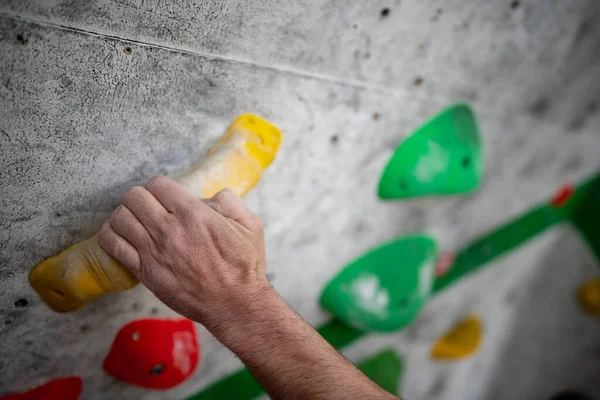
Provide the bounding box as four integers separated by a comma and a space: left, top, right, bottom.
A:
1, 0, 599, 399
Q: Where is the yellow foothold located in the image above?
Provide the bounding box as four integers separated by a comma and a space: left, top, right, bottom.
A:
430, 315, 482, 360
578, 279, 600, 317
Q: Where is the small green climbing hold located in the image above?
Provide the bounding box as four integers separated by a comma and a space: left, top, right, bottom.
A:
378, 103, 484, 199
320, 235, 438, 332
356, 349, 403, 395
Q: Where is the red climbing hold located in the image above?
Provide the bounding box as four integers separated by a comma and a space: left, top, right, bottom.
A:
103, 318, 200, 390
435, 252, 456, 277
0, 376, 82, 400
551, 183, 575, 208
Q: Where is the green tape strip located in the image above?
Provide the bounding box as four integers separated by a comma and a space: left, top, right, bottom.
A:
188, 173, 600, 400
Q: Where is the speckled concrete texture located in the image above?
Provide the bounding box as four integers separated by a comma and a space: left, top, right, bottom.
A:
0, 1, 599, 399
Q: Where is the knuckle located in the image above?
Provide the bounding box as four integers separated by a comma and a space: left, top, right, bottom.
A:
157, 215, 182, 242
213, 188, 236, 203
98, 224, 116, 254
179, 201, 200, 220
146, 175, 168, 191
124, 186, 145, 202
98, 223, 110, 242
112, 205, 127, 220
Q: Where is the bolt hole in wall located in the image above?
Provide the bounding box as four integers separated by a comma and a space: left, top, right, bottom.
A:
14, 298, 28, 307
380, 8, 390, 18
15, 32, 26, 44
150, 364, 164, 375
123, 46, 132, 55
510, 0, 520, 9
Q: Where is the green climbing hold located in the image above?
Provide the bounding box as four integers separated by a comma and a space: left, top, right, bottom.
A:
356, 349, 403, 395
378, 103, 484, 199
320, 235, 438, 332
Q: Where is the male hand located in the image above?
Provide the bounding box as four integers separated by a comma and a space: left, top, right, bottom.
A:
98, 176, 269, 328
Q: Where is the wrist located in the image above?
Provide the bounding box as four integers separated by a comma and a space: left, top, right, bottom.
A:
201, 283, 281, 345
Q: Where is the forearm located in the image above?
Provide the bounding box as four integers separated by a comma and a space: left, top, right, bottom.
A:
206, 287, 398, 400
98, 176, 396, 398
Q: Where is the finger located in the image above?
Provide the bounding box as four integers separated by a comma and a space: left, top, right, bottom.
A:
145, 175, 198, 214
204, 188, 262, 232
122, 185, 168, 237
110, 205, 153, 250
99, 221, 141, 275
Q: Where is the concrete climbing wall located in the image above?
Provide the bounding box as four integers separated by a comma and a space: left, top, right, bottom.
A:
1, 0, 599, 398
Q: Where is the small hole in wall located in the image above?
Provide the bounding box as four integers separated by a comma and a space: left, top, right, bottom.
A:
132, 331, 140, 341
372, 112, 380, 121
150, 307, 159, 315
413, 77, 424, 87
380, 8, 390, 18
150, 364, 165, 375
14, 298, 28, 308
330, 135, 339, 144
15, 33, 27, 44
510, 0, 520, 9
123, 46, 132, 55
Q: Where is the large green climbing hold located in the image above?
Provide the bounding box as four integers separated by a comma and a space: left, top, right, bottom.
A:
356, 349, 403, 395
320, 235, 438, 332
378, 103, 484, 199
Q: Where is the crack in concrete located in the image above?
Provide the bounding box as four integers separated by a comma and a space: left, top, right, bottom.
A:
0, 10, 402, 96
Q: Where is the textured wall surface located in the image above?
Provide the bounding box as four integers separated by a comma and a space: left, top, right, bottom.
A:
1, 0, 599, 399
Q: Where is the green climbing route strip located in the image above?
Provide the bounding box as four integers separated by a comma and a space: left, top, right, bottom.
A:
434, 173, 600, 293
188, 172, 599, 400
433, 205, 563, 293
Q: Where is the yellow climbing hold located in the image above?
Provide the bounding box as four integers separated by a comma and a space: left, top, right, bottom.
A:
578, 279, 600, 317
430, 315, 482, 360
30, 115, 282, 313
